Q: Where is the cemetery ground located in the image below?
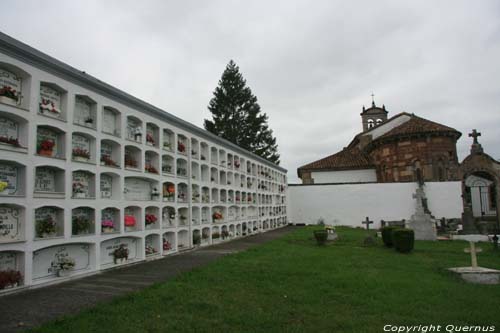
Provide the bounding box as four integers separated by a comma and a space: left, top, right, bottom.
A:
30, 226, 500, 332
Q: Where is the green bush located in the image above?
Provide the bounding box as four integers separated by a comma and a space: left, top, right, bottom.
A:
313, 230, 328, 246
381, 226, 398, 247
393, 228, 415, 253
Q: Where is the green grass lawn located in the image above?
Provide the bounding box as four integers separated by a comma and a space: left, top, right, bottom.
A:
32, 227, 500, 333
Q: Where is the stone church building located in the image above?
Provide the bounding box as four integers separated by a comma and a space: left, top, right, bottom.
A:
298, 101, 462, 184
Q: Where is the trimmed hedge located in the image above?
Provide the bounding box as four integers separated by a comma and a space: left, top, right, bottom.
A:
381, 226, 398, 247
393, 228, 415, 253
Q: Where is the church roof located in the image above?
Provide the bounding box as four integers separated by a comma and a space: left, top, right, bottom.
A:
297, 147, 374, 177
374, 114, 461, 141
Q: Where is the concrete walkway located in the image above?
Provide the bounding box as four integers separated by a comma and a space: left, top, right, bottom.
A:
0, 226, 298, 332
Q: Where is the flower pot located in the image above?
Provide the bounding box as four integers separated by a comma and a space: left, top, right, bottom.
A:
125, 226, 135, 232
39, 149, 53, 157
102, 227, 114, 233
114, 258, 126, 264
42, 232, 56, 239
73, 192, 87, 199
73, 156, 89, 162
0, 96, 18, 106
57, 269, 70, 277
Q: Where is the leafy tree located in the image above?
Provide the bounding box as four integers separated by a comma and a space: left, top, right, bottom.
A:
204, 60, 280, 164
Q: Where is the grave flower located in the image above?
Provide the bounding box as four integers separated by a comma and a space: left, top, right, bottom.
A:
0, 85, 19, 103
0, 270, 22, 290
72, 147, 91, 160
145, 213, 157, 226
52, 256, 76, 272
145, 165, 159, 174
36, 216, 57, 238
101, 155, 118, 167
124, 155, 138, 168
72, 181, 86, 198
212, 212, 223, 221
0, 181, 8, 193
37, 139, 55, 156
234, 160, 240, 168
72, 216, 92, 235
163, 239, 172, 251
145, 244, 157, 255
0, 135, 21, 147
124, 215, 136, 228
113, 244, 129, 263
177, 141, 186, 153
101, 219, 114, 233
39, 98, 60, 114
146, 133, 155, 145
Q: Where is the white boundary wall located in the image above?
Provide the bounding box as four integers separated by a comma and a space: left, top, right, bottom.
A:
288, 181, 463, 228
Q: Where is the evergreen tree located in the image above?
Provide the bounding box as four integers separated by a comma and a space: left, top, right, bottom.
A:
204, 60, 280, 164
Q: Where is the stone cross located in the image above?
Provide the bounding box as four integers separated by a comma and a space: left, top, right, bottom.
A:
464, 241, 482, 268
468, 129, 481, 144
362, 217, 373, 230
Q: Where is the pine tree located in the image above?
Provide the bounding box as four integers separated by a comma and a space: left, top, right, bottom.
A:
204, 60, 280, 164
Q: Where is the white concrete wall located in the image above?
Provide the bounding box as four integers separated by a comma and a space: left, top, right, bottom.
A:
311, 169, 377, 184
289, 181, 462, 228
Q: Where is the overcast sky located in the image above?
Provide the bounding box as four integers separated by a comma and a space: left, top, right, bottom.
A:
2, 1, 499, 183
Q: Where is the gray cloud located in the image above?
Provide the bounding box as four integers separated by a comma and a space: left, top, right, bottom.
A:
2, 0, 499, 182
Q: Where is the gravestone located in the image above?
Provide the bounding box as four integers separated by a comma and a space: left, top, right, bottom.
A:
32, 244, 90, 280
408, 185, 437, 240
100, 174, 113, 198
0, 206, 21, 242
35, 167, 56, 192
0, 164, 19, 195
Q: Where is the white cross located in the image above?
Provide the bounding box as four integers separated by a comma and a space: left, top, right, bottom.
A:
464, 241, 482, 268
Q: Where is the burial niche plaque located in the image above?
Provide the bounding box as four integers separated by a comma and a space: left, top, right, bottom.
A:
0, 251, 17, 271
35, 167, 56, 193
72, 171, 91, 198
100, 237, 139, 265
39, 85, 62, 116
102, 108, 118, 135
32, 244, 90, 280
0, 164, 18, 195
0, 117, 19, 145
124, 178, 151, 201
0, 69, 21, 106
0, 206, 21, 242
100, 174, 113, 198
74, 97, 93, 127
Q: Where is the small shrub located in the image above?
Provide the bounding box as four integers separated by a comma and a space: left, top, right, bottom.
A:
393, 228, 415, 253
313, 230, 328, 246
363, 235, 375, 247
381, 226, 398, 247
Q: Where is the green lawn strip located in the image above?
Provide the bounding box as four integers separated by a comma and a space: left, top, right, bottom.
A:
31, 227, 500, 333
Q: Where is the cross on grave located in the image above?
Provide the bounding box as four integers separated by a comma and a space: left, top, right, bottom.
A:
468, 129, 481, 144
464, 241, 482, 268
362, 217, 373, 231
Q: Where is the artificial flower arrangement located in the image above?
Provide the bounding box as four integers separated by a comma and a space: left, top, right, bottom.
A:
146, 133, 155, 145
177, 192, 186, 202
35, 216, 57, 237
0, 85, 19, 103
124, 215, 136, 229
0, 181, 8, 193
177, 167, 187, 177
37, 139, 55, 155
202, 231, 209, 240
145, 165, 159, 174
235, 196, 240, 202
200, 154, 206, 161
0, 270, 22, 290
72, 181, 86, 198
145, 213, 157, 226
124, 155, 138, 168
163, 239, 172, 251
72, 215, 92, 235
192, 149, 197, 156
101, 155, 118, 167
113, 244, 129, 264
52, 256, 75, 272
0, 136, 20, 147
101, 219, 114, 233
72, 147, 90, 160
145, 244, 157, 255
177, 141, 186, 153
162, 164, 172, 173
39, 98, 60, 114
212, 232, 220, 239
221, 230, 230, 239
212, 212, 223, 221
163, 184, 175, 199
234, 160, 240, 168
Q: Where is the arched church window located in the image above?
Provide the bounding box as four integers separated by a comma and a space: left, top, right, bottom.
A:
367, 119, 374, 129
376, 118, 383, 125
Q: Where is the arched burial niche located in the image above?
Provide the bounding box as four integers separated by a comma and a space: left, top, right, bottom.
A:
38, 82, 67, 121
464, 171, 498, 219
0, 204, 25, 243
145, 206, 160, 230
162, 231, 176, 254
100, 237, 141, 267
0, 111, 28, 152
34, 165, 65, 198
73, 95, 97, 129
101, 207, 120, 234
124, 177, 160, 201
100, 172, 121, 200
0, 63, 31, 109
72, 132, 96, 164
162, 206, 176, 228
0, 160, 26, 197
34, 206, 64, 239
162, 128, 175, 152
101, 106, 121, 137
71, 207, 95, 237
0, 251, 25, 291
146, 122, 159, 148
177, 230, 189, 250
145, 234, 160, 257
100, 139, 121, 168
201, 227, 210, 245
126, 115, 143, 143
36, 125, 66, 159
72, 170, 96, 199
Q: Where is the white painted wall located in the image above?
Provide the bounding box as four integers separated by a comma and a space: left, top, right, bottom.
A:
289, 181, 462, 228
311, 169, 377, 184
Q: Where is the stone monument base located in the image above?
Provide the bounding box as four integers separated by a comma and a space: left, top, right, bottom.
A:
408, 214, 437, 241
448, 267, 500, 285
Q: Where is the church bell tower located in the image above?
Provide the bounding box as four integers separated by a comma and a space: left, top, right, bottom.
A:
360, 96, 388, 132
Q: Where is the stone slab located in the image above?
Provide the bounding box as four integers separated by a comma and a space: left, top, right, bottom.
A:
448, 266, 500, 285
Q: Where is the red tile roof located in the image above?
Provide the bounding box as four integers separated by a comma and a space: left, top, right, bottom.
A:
298, 147, 374, 176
